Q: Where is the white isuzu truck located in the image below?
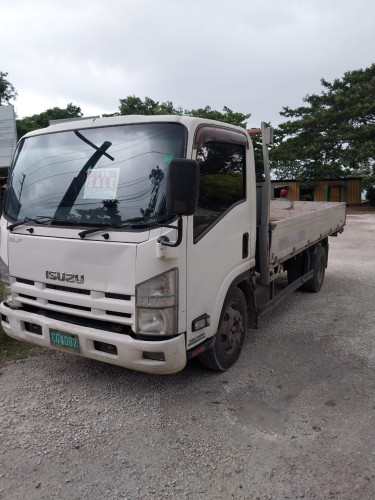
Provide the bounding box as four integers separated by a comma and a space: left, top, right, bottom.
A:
0, 115, 346, 374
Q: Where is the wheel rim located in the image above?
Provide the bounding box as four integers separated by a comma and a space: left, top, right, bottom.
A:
220, 299, 244, 355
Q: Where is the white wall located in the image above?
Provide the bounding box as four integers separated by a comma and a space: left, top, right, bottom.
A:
0, 105, 17, 168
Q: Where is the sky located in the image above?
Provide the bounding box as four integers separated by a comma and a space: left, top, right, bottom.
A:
1, 0, 375, 129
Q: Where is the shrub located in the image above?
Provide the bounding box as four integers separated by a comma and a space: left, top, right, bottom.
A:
366, 186, 375, 206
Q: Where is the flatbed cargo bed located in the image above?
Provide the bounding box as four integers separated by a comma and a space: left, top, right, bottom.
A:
268, 200, 346, 265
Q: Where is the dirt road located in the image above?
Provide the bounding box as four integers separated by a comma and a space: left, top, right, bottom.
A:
1, 214, 375, 500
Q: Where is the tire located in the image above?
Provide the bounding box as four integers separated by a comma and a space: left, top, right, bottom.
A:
199, 287, 247, 371
303, 246, 326, 292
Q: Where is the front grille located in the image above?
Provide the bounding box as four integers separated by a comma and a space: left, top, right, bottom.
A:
105, 292, 131, 301
21, 304, 132, 335
19, 293, 37, 301
11, 277, 135, 329
46, 283, 90, 295
106, 310, 131, 318
48, 300, 91, 311
17, 278, 35, 286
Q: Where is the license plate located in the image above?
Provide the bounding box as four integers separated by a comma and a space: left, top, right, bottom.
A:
50, 329, 80, 352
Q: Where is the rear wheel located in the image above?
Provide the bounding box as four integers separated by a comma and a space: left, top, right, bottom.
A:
303, 246, 326, 292
199, 287, 247, 371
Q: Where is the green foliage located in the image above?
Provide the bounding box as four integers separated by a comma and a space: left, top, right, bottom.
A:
0, 71, 17, 105
0, 327, 35, 366
197, 143, 243, 176
199, 173, 243, 210
366, 185, 375, 206
185, 105, 250, 129
118, 96, 250, 128
0, 282, 35, 365
119, 95, 182, 116
272, 65, 375, 182
247, 128, 273, 182
16, 103, 83, 139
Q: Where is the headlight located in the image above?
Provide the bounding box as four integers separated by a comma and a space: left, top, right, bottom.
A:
135, 268, 178, 335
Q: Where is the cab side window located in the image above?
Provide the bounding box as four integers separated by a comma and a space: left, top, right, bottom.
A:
194, 141, 246, 240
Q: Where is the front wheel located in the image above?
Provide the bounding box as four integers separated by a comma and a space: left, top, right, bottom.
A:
199, 287, 247, 371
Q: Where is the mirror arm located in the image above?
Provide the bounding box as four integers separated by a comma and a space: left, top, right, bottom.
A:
157, 216, 183, 247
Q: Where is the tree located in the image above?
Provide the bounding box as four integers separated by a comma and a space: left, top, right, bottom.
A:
0, 72, 17, 105
140, 166, 165, 217
271, 65, 375, 186
185, 105, 250, 129
247, 126, 272, 182
16, 103, 83, 138
119, 95, 182, 116
117, 96, 250, 128
366, 186, 375, 206
117, 95, 257, 176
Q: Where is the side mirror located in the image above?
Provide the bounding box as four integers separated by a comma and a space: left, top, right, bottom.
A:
166, 159, 199, 216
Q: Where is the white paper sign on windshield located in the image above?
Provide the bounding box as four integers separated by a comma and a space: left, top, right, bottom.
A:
84, 168, 120, 199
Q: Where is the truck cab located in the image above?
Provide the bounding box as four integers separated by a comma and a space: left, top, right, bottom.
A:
0, 115, 258, 373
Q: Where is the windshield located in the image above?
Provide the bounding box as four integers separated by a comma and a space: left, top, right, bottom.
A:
5, 122, 187, 228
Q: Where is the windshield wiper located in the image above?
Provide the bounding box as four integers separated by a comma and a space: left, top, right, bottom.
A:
8, 216, 60, 231
54, 136, 114, 220
78, 215, 169, 239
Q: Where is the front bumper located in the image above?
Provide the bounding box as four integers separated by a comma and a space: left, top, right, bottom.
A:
0, 302, 187, 374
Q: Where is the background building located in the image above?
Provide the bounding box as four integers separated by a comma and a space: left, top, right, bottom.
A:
272, 178, 362, 205
0, 104, 17, 185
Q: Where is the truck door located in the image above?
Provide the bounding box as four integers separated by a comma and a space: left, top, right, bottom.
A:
185, 125, 254, 350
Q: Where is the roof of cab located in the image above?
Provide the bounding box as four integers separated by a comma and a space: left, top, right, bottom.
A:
22, 114, 249, 139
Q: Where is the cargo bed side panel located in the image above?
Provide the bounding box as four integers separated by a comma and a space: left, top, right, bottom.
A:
269, 201, 346, 265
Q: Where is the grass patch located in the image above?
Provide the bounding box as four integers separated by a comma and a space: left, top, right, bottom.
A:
0, 282, 36, 366
0, 328, 36, 365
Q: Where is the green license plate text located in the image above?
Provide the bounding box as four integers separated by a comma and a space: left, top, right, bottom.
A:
50, 330, 80, 352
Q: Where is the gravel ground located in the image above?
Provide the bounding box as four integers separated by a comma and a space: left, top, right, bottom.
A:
1, 214, 375, 500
